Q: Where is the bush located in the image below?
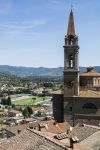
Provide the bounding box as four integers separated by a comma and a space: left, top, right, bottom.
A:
22, 107, 29, 118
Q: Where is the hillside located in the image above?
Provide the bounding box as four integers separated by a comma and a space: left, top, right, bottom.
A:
0, 65, 63, 77
0, 65, 99, 77
0, 72, 21, 86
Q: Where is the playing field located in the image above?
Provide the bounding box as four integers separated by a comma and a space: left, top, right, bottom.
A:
12, 97, 51, 105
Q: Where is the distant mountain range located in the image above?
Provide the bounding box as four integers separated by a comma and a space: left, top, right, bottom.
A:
0, 65, 100, 77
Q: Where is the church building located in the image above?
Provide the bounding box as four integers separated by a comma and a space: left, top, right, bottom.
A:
53, 9, 100, 126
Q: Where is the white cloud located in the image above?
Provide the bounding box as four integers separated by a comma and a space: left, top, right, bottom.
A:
0, 20, 47, 30
0, 20, 47, 37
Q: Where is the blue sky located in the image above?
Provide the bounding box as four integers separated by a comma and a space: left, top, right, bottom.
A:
0, 0, 100, 67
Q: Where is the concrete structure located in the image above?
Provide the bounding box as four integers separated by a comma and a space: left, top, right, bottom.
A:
53, 9, 100, 126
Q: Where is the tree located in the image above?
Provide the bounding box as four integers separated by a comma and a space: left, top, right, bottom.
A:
43, 82, 53, 88
1, 98, 7, 105
32, 97, 36, 104
22, 107, 29, 118
7, 96, 11, 106
43, 97, 45, 101
12, 104, 15, 108
27, 106, 33, 117
1, 96, 11, 106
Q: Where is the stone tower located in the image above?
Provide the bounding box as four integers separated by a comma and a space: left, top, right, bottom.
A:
53, 9, 100, 126
64, 9, 79, 97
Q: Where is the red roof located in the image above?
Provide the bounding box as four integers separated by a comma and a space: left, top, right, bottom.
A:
80, 67, 100, 77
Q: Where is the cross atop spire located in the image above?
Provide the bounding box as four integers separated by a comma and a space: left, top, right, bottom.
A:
67, 9, 76, 36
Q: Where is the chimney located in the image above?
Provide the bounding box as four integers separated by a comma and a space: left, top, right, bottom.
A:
69, 138, 74, 149
69, 136, 79, 149
18, 129, 21, 134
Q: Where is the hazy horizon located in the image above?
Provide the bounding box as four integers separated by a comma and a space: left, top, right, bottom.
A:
0, 64, 100, 69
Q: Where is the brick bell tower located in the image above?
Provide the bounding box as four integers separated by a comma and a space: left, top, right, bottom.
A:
64, 9, 79, 97
52, 9, 80, 123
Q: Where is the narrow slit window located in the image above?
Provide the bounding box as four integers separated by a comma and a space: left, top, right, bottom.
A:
69, 55, 73, 68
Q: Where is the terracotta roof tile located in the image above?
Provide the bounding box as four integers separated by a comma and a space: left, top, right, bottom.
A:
80, 67, 100, 77
79, 90, 100, 97
40, 120, 70, 134
0, 129, 67, 150
5, 123, 29, 135
71, 126, 99, 142
80, 72, 100, 77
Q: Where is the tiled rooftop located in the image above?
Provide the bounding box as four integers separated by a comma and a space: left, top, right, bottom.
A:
0, 128, 67, 150
81, 130, 100, 150
80, 72, 100, 77
79, 90, 100, 97
71, 125, 99, 142
40, 120, 70, 134
80, 67, 100, 77
5, 123, 29, 136
52, 90, 100, 97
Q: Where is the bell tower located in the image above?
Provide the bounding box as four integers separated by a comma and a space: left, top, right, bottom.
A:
64, 9, 79, 97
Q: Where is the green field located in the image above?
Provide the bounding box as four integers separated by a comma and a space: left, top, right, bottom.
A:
12, 97, 51, 105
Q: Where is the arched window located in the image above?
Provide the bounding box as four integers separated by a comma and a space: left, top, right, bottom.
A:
99, 79, 100, 85
69, 36, 74, 46
69, 107, 72, 111
83, 103, 97, 109
69, 54, 74, 68
67, 81, 73, 87
96, 79, 98, 85
98, 79, 99, 85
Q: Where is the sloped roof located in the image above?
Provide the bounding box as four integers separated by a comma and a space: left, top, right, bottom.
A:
80, 67, 100, 77
40, 120, 70, 134
5, 123, 29, 135
67, 9, 76, 36
80, 72, 100, 77
81, 130, 100, 150
79, 90, 100, 97
71, 126, 99, 142
0, 129, 67, 150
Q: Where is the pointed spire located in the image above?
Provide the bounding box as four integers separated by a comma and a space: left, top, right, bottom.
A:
67, 9, 76, 36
